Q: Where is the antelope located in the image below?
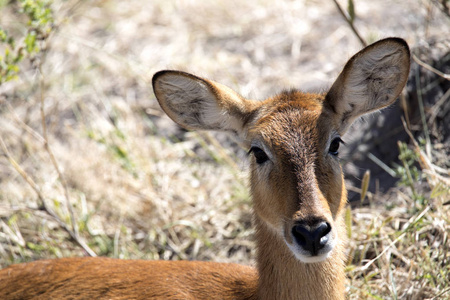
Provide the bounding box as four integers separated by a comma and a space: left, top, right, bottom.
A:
0, 38, 410, 300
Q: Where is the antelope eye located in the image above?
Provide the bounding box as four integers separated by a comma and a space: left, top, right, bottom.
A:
329, 137, 344, 156
249, 147, 269, 164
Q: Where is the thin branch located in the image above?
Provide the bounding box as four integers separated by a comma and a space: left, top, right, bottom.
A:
0, 136, 96, 257
429, 87, 450, 125
430, 0, 450, 18
431, 287, 450, 300
359, 206, 430, 271
331, 0, 367, 47
2, 99, 46, 144
38, 66, 79, 239
401, 117, 450, 187
413, 54, 450, 80
34, 14, 85, 250
414, 64, 433, 158
367, 152, 397, 177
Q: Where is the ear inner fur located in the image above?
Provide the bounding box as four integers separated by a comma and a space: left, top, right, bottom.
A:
152, 70, 260, 137
325, 38, 410, 133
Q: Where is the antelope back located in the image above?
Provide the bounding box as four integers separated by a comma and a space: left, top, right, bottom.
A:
0, 257, 258, 299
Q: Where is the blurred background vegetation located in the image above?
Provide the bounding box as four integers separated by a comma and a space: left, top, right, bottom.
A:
0, 0, 448, 299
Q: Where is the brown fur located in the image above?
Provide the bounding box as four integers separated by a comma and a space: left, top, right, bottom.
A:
0, 257, 258, 300
0, 38, 410, 300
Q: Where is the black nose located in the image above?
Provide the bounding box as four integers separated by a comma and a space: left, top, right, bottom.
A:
292, 221, 331, 256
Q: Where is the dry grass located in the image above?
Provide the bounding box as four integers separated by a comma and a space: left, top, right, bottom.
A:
0, 0, 449, 299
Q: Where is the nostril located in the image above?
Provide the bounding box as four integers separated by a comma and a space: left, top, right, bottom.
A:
292, 225, 309, 247
291, 221, 332, 256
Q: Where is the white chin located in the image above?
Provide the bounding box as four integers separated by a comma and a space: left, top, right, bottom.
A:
293, 251, 331, 263
285, 240, 335, 264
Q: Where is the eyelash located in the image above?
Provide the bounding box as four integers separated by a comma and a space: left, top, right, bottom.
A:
328, 137, 344, 156
248, 146, 269, 164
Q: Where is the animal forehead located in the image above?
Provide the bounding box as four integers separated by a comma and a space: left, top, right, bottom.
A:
254, 91, 324, 139
269, 90, 325, 111
252, 109, 322, 160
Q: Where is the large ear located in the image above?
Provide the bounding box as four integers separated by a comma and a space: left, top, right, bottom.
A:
152, 70, 256, 135
325, 38, 410, 133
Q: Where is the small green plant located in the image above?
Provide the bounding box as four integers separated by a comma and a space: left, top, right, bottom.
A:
86, 128, 138, 177
0, 0, 54, 84
393, 141, 426, 205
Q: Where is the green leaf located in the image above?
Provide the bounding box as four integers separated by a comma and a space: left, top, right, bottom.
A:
7, 64, 19, 73
345, 206, 352, 238
8, 214, 18, 226
347, 0, 355, 23
25, 32, 38, 54
0, 0, 10, 9
27, 241, 46, 251
360, 170, 370, 203
0, 28, 7, 42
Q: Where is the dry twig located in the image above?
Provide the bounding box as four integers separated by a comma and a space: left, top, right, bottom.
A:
0, 136, 96, 257
331, 0, 367, 47
413, 54, 450, 80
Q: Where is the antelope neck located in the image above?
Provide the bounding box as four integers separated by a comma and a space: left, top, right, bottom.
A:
254, 218, 346, 300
